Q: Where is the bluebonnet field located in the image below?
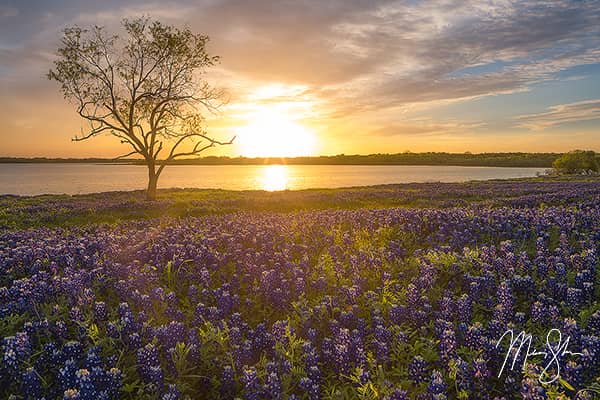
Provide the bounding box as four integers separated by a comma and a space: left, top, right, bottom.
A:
1, 179, 599, 399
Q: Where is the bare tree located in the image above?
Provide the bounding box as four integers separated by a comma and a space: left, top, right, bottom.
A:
48, 17, 233, 200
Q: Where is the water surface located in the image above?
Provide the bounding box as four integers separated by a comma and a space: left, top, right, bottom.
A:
0, 163, 546, 195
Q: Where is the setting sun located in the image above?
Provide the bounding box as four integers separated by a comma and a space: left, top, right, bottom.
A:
235, 107, 317, 158
260, 165, 288, 191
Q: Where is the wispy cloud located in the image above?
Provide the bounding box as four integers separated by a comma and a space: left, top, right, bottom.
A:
368, 118, 485, 137
515, 99, 600, 130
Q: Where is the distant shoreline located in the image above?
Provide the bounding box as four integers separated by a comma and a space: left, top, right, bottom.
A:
0, 152, 560, 168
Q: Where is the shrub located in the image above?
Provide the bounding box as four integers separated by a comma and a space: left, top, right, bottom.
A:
552, 150, 599, 175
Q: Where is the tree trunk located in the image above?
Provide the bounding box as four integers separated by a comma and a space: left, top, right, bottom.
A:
146, 164, 158, 201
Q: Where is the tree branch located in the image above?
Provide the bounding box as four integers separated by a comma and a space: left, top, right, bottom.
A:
72, 125, 113, 141
156, 134, 235, 176
113, 150, 139, 160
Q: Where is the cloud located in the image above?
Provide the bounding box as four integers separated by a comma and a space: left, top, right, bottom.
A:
0, 5, 18, 18
2, 0, 600, 155
368, 119, 485, 137
308, 0, 600, 113
4, 0, 600, 101
74, 2, 199, 25
515, 99, 600, 130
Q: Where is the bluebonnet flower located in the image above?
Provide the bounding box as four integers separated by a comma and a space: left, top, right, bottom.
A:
118, 302, 135, 334
562, 316, 581, 339
83, 347, 102, 369
580, 335, 599, 374
299, 376, 311, 392
221, 365, 235, 398
106, 321, 119, 339
575, 270, 592, 289
519, 374, 546, 399
22, 367, 43, 399
147, 365, 164, 389
37, 341, 63, 369
154, 321, 186, 350
465, 322, 484, 349
428, 370, 447, 399
514, 312, 526, 325
456, 294, 472, 323
574, 392, 593, 400
76, 369, 97, 400
512, 274, 534, 294
229, 326, 243, 346
271, 320, 293, 344
472, 358, 490, 383
63, 341, 84, 361
106, 367, 123, 397
373, 324, 391, 365
233, 339, 253, 368
384, 389, 409, 400
165, 291, 179, 308
486, 319, 506, 340
161, 384, 182, 400
586, 310, 600, 336
452, 357, 473, 393
70, 306, 84, 323
331, 328, 351, 374
389, 304, 407, 326
439, 329, 457, 365
128, 332, 141, 349
59, 359, 79, 391
63, 389, 81, 400
265, 371, 282, 400
493, 280, 514, 323
438, 294, 455, 321
566, 288, 583, 310
563, 361, 583, 389
2, 332, 31, 376
136, 343, 163, 386
469, 281, 481, 304
252, 322, 274, 353
188, 284, 199, 303
242, 367, 261, 400
93, 301, 107, 322
349, 329, 366, 368
408, 356, 428, 384
299, 376, 321, 400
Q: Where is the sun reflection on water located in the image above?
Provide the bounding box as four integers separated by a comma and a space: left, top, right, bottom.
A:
260, 165, 288, 191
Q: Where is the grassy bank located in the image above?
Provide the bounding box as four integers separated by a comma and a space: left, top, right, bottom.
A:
2, 175, 599, 230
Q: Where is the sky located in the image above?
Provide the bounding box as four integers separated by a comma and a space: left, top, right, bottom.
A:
1, 0, 600, 157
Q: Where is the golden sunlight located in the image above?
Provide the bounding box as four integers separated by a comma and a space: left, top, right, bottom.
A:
260, 165, 288, 191
236, 107, 317, 157
231, 83, 319, 158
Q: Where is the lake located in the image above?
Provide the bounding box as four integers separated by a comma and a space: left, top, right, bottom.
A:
0, 163, 547, 195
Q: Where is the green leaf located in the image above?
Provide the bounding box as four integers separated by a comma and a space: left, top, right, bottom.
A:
559, 378, 575, 391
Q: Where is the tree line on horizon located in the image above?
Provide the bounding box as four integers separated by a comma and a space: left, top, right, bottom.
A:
0, 152, 567, 167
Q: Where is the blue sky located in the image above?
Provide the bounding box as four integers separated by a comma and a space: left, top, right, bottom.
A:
1, 0, 599, 156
